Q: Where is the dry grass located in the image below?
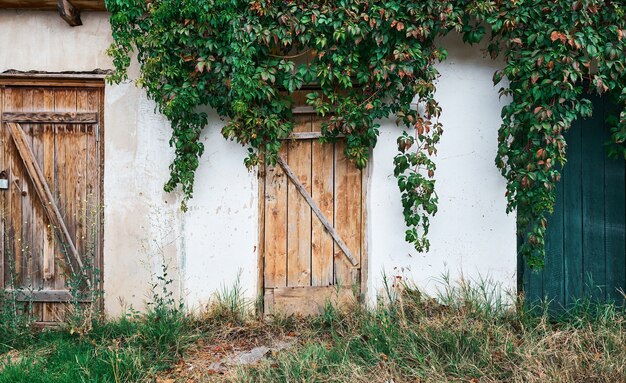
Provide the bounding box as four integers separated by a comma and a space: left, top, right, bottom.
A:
2, 278, 625, 383
227, 282, 626, 383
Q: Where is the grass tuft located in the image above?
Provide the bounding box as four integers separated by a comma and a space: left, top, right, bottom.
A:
1, 277, 626, 382
236, 279, 626, 383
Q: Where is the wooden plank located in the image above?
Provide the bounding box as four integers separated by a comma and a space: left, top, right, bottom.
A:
6, 123, 88, 285
292, 106, 316, 114
2, 112, 97, 124
40, 89, 57, 322
0, 77, 106, 88
360, 159, 368, 302
282, 131, 345, 140
0, 87, 4, 290
264, 144, 288, 288
311, 117, 334, 286
57, 0, 82, 27
67, 122, 86, 274
5, 87, 25, 287
603, 104, 626, 304
258, 157, 266, 308
521, 171, 543, 305
263, 288, 274, 315
78, 89, 97, 286
272, 286, 357, 316
287, 116, 312, 287
523, 258, 542, 306
38, 90, 56, 282
95, 88, 104, 294
333, 140, 362, 286
4, 289, 92, 303
53, 89, 77, 309
277, 156, 358, 267
564, 118, 583, 306
19, 90, 35, 295
582, 98, 606, 301
24, 89, 44, 320
544, 168, 565, 310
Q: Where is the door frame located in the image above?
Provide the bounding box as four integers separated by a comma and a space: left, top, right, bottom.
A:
0, 75, 105, 310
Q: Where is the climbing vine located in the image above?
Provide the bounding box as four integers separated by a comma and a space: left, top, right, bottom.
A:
106, 0, 626, 267
466, 0, 626, 268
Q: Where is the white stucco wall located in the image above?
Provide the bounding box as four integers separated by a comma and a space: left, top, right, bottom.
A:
368, 35, 517, 302
0, 11, 516, 315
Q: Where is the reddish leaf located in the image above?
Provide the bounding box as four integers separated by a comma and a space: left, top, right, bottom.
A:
550, 31, 566, 42
531, 73, 539, 84
416, 120, 424, 136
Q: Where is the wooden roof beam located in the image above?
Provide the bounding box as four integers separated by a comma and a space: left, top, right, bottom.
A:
0, 1, 106, 11
57, 0, 81, 26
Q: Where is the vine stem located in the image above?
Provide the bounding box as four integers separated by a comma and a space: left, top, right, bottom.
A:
268, 49, 312, 60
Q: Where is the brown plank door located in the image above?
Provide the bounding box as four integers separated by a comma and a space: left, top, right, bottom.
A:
0, 85, 103, 323
261, 115, 367, 316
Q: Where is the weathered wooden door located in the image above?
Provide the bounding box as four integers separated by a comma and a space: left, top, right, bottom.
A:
0, 83, 103, 322
523, 94, 625, 308
260, 114, 366, 316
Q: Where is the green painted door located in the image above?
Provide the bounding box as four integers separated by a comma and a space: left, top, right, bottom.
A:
523, 95, 626, 308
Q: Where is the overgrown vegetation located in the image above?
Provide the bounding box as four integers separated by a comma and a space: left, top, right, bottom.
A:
0, 257, 194, 383
467, 1, 626, 268
105, 0, 462, 251
2, 278, 626, 382
237, 282, 626, 383
105, 0, 626, 267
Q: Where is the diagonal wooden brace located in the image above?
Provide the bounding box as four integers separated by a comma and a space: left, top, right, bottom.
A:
6, 122, 90, 288
276, 155, 359, 267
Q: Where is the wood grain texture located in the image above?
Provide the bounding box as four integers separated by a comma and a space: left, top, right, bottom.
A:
582, 100, 606, 300
6, 123, 85, 279
311, 117, 334, 286
0, 77, 105, 88
2, 112, 97, 124
5, 88, 25, 287
272, 286, 357, 316
544, 169, 564, 310
262, 114, 365, 315
57, 0, 82, 27
42, 91, 58, 321
257, 158, 266, 306
19, 90, 34, 296
334, 140, 361, 287
287, 116, 312, 287
53, 89, 75, 312
264, 142, 288, 289
5, 289, 92, 303
277, 156, 358, 267
1, 86, 102, 322
0, 87, 4, 289
359, 158, 369, 302
525, 95, 626, 309
563, 118, 584, 306
603, 101, 626, 304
